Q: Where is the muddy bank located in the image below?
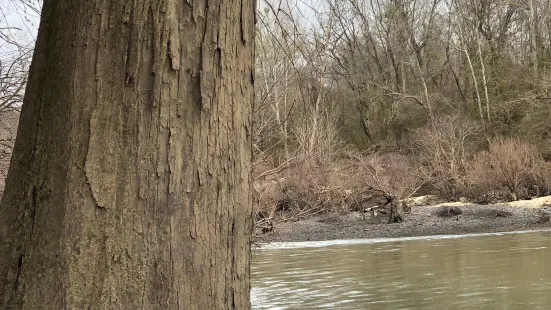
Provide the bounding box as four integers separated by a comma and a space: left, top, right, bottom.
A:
261, 198, 551, 243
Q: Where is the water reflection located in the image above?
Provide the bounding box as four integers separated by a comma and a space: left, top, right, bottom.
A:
252, 230, 551, 309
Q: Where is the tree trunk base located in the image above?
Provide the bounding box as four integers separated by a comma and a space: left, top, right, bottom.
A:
388, 197, 404, 224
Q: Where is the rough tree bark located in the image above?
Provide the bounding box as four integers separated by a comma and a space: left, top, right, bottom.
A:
0, 0, 255, 309
387, 196, 404, 224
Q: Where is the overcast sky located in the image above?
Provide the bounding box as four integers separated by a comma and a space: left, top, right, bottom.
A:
0, 0, 40, 58
0, 0, 319, 58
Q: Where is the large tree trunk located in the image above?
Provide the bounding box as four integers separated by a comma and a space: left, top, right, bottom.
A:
0, 0, 255, 309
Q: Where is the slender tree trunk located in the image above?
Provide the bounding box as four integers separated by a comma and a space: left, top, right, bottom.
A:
529, 0, 539, 78
477, 42, 491, 122
0, 0, 255, 309
282, 63, 290, 160
308, 12, 333, 155
462, 37, 484, 123
415, 54, 433, 122
308, 86, 322, 155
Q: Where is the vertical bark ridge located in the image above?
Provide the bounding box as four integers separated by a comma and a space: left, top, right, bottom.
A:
0, 0, 254, 309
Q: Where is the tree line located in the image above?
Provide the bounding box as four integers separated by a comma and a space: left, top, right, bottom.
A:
255, 0, 551, 157
253, 0, 551, 232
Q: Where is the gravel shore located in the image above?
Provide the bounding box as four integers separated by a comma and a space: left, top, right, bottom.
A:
261, 197, 551, 243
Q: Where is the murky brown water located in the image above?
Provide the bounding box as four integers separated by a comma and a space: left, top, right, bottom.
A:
251, 230, 551, 309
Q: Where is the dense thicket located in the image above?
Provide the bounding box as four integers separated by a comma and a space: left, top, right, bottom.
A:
253, 0, 551, 232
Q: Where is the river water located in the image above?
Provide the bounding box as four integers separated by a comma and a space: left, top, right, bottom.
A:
251, 230, 551, 309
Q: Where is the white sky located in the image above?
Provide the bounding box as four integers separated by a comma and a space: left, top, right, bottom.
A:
0, 0, 40, 58
0, 0, 319, 60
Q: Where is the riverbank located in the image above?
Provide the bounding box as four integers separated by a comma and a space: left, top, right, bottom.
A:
260, 196, 551, 243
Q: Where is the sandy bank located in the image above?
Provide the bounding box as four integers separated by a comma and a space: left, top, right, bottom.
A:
261, 196, 551, 243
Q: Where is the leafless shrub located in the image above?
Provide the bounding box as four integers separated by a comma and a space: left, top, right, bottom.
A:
411, 115, 484, 198
253, 159, 333, 238
466, 137, 551, 201
293, 114, 342, 164
252, 112, 345, 237
344, 151, 427, 200
252, 148, 430, 235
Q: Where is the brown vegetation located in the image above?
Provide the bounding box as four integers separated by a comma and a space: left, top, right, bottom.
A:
251, 0, 551, 238
254, 135, 551, 237
466, 137, 551, 201
411, 115, 484, 199
253, 150, 426, 234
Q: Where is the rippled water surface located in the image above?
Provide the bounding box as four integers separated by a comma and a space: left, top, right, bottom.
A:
251, 230, 551, 309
